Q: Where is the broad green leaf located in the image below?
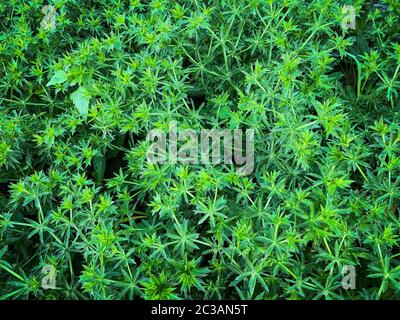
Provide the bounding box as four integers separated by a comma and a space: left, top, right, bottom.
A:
70, 87, 91, 116
46, 70, 68, 87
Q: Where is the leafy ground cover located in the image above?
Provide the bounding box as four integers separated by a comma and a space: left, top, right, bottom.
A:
1, 0, 400, 300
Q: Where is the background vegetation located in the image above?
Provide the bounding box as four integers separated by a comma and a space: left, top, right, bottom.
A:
1, 0, 400, 299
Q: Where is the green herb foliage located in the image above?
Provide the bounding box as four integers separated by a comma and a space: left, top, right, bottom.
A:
1, 0, 400, 300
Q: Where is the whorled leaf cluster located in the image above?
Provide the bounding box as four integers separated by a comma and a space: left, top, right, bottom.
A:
1, 0, 400, 299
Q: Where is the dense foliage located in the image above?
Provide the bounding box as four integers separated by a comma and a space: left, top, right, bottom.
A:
1, 0, 400, 300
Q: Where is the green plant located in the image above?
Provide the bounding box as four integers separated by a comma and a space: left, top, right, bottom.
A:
1, 0, 400, 300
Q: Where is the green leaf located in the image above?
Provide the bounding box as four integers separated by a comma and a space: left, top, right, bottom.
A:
70, 87, 91, 116
46, 70, 68, 87
218, 105, 231, 120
